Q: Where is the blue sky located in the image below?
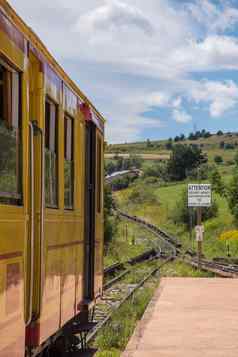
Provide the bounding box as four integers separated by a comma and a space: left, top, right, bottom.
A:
9, 0, 238, 143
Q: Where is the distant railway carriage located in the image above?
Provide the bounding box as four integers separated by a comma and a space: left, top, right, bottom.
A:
0, 1, 104, 356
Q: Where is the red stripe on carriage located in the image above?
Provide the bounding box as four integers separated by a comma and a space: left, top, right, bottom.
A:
25, 322, 40, 348
80, 103, 92, 121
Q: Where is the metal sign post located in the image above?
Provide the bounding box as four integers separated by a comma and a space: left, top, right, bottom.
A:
188, 184, 211, 269
196, 208, 202, 269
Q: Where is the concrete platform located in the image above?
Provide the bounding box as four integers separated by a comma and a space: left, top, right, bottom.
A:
123, 278, 238, 357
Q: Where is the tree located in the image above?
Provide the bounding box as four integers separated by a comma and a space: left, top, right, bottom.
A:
105, 161, 116, 175
188, 132, 196, 140
165, 141, 173, 150
210, 168, 225, 196
104, 184, 118, 245
217, 130, 223, 136
144, 162, 169, 181
214, 155, 223, 165
146, 138, 152, 148
234, 151, 238, 167
167, 144, 207, 181
204, 131, 212, 138
227, 170, 238, 224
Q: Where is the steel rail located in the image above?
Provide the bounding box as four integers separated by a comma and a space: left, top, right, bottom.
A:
115, 207, 238, 277
86, 257, 173, 345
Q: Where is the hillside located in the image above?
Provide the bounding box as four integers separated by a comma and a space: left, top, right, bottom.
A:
107, 131, 238, 154
106, 131, 238, 165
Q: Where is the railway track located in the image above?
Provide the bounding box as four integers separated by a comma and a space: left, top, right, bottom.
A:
86, 257, 172, 347
114, 207, 238, 278
80, 214, 176, 348
76, 207, 238, 352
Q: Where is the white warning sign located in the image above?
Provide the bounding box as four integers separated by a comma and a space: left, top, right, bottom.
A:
188, 184, 211, 207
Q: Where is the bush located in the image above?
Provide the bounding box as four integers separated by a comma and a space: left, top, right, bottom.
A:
144, 162, 169, 181
227, 170, 238, 224
214, 155, 223, 164
187, 163, 213, 180
143, 176, 161, 185
209, 168, 225, 196
104, 184, 118, 245
128, 185, 158, 205
171, 189, 218, 227
224, 143, 235, 150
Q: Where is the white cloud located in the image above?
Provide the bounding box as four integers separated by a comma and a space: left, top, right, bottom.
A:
75, 0, 154, 36
190, 80, 238, 117
172, 97, 182, 108
186, 0, 238, 33
173, 109, 192, 124
8, 0, 238, 142
144, 92, 171, 107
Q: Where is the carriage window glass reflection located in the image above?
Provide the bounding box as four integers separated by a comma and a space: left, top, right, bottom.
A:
0, 64, 22, 205
64, 115, 74, 210
45, 98, 58, 208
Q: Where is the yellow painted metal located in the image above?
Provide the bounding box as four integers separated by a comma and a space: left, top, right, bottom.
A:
0, 1, 105, 354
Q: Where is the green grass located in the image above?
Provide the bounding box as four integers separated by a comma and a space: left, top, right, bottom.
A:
161, 260, 214, 277
104, 218, 158, 267
94, 280, 157, 356
115, 177, 238, 260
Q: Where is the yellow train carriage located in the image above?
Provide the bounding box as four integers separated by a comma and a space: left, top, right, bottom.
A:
0, 1, 105, 356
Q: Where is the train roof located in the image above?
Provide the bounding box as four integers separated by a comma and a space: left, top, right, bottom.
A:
0, 0, 106, 126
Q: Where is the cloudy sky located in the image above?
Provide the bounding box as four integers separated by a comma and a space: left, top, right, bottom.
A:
9, 0, 238, 143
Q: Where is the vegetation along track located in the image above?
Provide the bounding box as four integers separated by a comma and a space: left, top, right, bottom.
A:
81, 207, 238, 350
115, 207, 238, 278
83, 218, 174, 347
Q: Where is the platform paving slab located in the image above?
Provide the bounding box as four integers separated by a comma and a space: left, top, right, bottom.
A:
122, 278, 238, 357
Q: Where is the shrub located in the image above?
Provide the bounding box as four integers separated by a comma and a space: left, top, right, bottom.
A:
128, 185, 158, 205
144, 162, 169, 181
104, 184, 118, 245
209, 168, 226, 196
227, 170, 238, 224
214, 155, 223, 164
171, 189, 218, 227
224, 143, 235, 150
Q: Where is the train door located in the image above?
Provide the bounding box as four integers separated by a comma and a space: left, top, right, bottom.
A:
84, 122, 96, 300
25, 52, 45, 353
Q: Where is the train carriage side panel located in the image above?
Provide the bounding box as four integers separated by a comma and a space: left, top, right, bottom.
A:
0, 6, 28, 356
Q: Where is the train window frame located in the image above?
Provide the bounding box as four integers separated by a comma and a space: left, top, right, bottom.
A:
44, 96, 59, 209
64, 114, 74, 210
0, 60, 22, 206
97, 136, 102, 213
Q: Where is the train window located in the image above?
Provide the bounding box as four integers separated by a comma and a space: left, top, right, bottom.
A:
64, 115, 74, 210
45, 98, 58, 208
97, 137, 102, 213
0, 64, 22, 205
